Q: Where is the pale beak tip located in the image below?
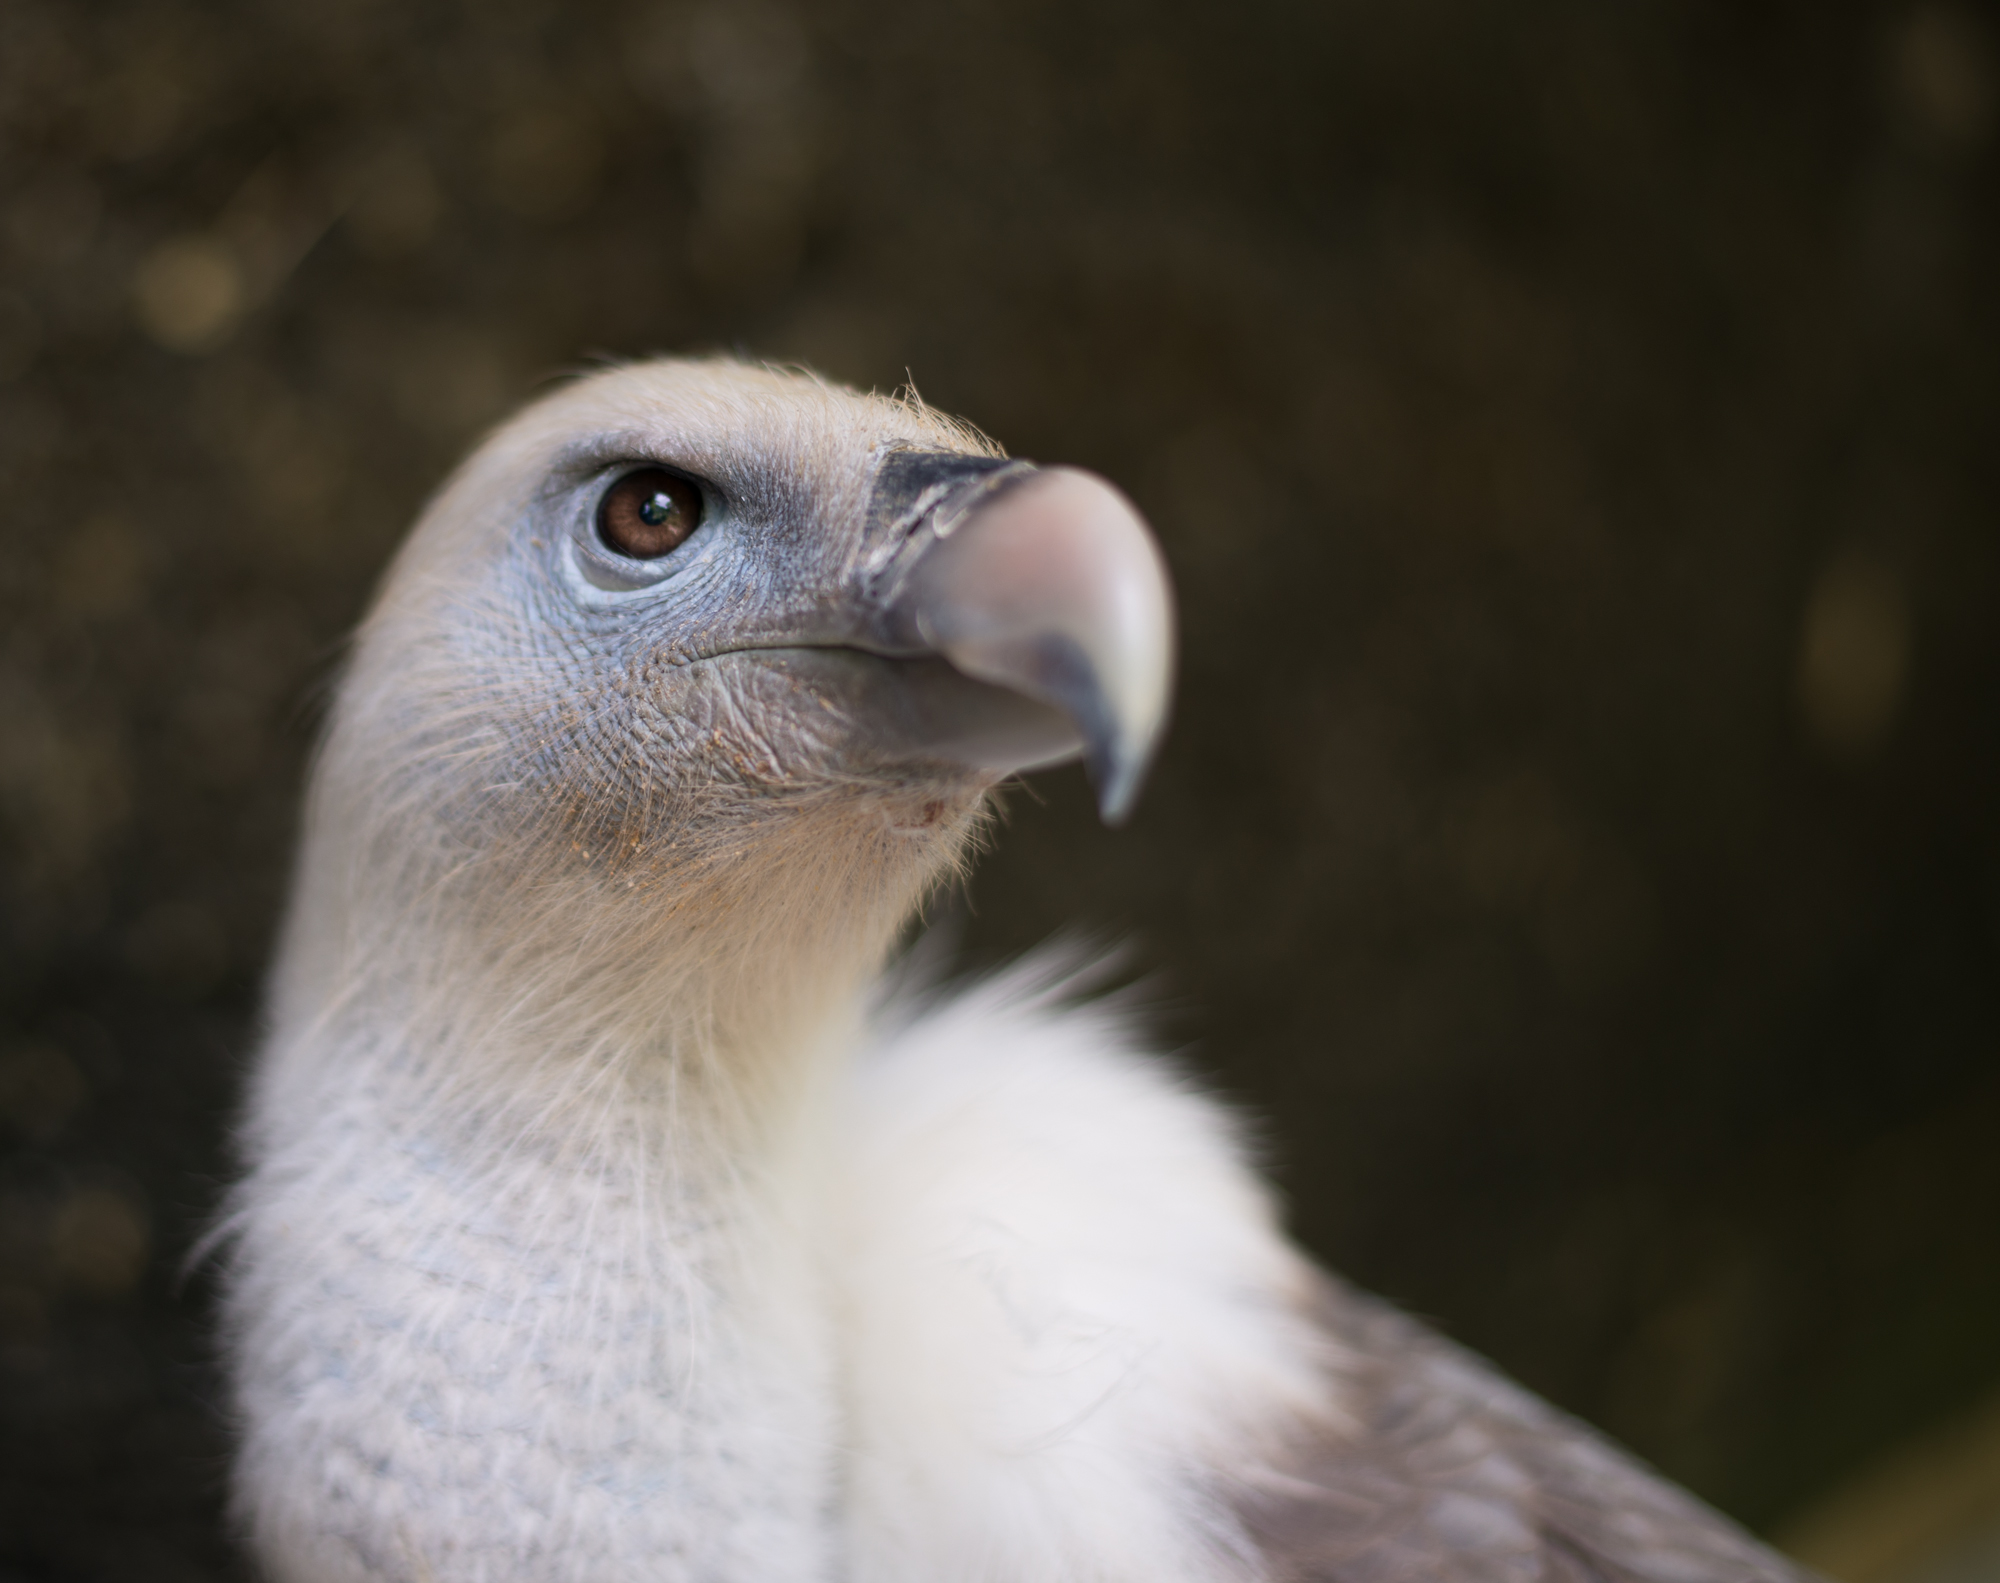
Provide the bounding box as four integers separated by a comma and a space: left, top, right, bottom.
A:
1094, 757, 1143, 826
1086, 718, 1163, 826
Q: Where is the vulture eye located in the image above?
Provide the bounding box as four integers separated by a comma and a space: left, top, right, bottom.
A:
597, 468, 703, 559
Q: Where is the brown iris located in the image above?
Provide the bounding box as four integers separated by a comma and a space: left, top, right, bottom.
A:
597, 468, 703, 559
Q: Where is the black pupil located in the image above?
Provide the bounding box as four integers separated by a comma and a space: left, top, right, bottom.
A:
639, 492, 674, 527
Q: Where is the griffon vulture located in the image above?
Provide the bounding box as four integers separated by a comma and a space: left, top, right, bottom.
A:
225, 358, 1810, 1583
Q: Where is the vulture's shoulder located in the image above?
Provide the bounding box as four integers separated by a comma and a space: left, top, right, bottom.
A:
1237, 1280, 1818, 1583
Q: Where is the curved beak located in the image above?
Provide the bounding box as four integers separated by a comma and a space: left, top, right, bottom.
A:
875, 466, 1175, 824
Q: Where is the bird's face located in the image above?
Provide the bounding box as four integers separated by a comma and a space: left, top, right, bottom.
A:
317, 359, 1171, 988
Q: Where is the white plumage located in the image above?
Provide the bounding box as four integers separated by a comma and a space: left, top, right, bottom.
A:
225, 358, 1811, 1583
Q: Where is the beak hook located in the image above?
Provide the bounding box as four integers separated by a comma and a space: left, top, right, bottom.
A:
879, 463, 1176, 824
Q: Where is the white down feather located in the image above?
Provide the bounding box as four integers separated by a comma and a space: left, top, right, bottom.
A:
833, 953, 1343, 1583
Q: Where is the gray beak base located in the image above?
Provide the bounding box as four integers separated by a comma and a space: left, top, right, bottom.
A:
872, 462, 1176, 824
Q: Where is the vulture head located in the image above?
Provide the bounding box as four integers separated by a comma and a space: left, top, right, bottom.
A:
280, 359, 1171, 1091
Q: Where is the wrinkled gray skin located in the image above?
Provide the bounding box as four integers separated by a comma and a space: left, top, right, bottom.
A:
385, 418, 1061, 850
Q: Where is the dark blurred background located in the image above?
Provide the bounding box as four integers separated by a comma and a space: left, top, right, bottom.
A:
3, 1, 1999, 1578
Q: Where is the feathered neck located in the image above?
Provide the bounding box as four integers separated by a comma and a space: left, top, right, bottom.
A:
257, 735, 984, 1170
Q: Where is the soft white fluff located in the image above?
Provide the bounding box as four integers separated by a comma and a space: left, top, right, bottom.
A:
231, 953, 1340, 1583
837, 957, 1340, 1583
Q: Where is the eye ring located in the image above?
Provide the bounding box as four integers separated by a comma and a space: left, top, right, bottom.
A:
596, 468, 703, 560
